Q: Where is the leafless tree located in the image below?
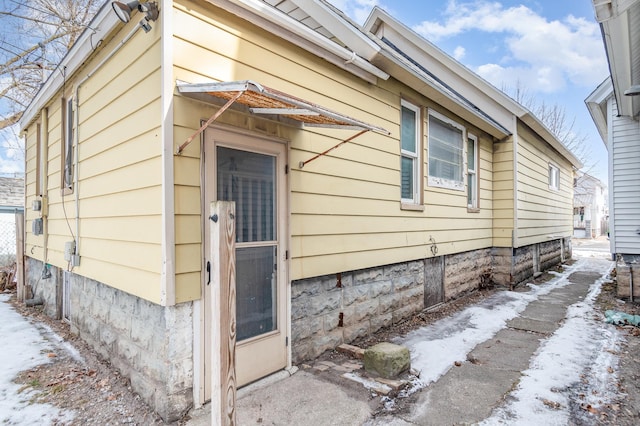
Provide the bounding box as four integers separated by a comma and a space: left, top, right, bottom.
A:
0, 0, 102, 133
503, 81, 592, 177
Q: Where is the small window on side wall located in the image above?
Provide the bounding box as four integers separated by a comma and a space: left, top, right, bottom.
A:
467, 134, 479, 209
548, 163, 560, 191
400, 100, 421, 205
61, 97, 74, 194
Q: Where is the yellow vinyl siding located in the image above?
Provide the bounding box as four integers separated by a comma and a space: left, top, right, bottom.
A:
24, 21, 164, 303
515, 123, 573, 247
171, 1, 499, 283
492, 137, 514, 247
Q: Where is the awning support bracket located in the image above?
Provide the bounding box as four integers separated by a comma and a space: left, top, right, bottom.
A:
298, 129, 368, 169
176, 91, 245, 155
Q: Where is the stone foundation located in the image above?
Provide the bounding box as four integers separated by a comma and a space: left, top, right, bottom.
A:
291, 260, 424, 363
292, 238, 570, 362
25, 257, 194, 422
616, 259, 640, 299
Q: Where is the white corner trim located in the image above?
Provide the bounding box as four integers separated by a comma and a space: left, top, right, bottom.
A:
161, 0, 176, 306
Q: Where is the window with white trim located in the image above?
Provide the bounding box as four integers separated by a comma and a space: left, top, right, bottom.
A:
61, 97, 74, 194
400, 100, 421, 204
548, 163, 560, 191
467, 134, 479, 209
428, 111, 464, 190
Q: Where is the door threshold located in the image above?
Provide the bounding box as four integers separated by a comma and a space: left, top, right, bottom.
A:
237, 366, 299, 398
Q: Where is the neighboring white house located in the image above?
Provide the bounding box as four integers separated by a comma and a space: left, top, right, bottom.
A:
573, 171, 608, 239
0, 176, 24, 266
588, 0, 640, 297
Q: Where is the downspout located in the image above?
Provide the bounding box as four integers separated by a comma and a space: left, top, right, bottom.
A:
72, 23, 143, 266
511, 116, 519, 286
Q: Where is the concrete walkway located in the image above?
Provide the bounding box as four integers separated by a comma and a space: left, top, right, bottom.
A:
187, 252, 613, 425
386, 270, 597, 425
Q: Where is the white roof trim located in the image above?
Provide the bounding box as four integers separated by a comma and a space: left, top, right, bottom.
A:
19, 3, 119, 131
206, 0, 389, 82
585, 78, 614, 146
288, 0, 381, 60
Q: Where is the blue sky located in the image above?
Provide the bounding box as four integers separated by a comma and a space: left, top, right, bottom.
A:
331, 0, 610, 184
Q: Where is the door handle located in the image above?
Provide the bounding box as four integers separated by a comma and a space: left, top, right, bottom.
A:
206, 261, 211, 285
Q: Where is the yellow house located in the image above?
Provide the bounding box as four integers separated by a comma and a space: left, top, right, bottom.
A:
18, 0, 580, 420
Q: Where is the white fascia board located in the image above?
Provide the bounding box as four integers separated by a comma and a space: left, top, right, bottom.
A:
585, 78, 614, 147
374, 48, 510, 139
206, 0, 388, 81
599, 13, 633, 116
19, 3, 119, 131
363, 7, 526, 117
288, 0, 381, 60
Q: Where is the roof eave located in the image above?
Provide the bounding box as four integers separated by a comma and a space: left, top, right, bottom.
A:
18, 2, 119, 131
585, 78, 613, 148
520, 113, 583, 169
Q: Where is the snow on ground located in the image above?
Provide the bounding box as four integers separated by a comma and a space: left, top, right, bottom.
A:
481, 257, 622, 425
397, 259, 584, 390
0, 294, 75, 425
392, 251, 622, 425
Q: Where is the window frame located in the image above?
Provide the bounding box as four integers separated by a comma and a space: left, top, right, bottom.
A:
467, 133, 479, 211
427, 109, 465, 191
61, 96, 74, 195
400, 99, 422, 208
548, 163, 560, 191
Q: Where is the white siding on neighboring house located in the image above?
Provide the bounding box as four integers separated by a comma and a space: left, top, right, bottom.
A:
610, 97, 640, 255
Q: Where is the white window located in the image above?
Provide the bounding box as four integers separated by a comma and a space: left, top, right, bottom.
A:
549, 163, 560, 191
400, 100, 421, 204
61, 97, 74, 193
467, 134, 479, 209
428, 111, 465, 190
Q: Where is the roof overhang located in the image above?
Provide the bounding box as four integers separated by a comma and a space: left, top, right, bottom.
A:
585, 78, 614, 148
176, 80, 390, 159
593, 0, 640, 117
18, 2, 120, 131
362, 7, 582, 168
204, 0, 388, 84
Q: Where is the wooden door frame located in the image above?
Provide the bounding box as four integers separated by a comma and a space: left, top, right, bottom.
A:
193, 124, 291, 407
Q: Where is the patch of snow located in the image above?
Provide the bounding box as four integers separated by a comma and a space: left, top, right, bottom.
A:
342, 372, 391, 394
481, 258, 621, 425
34, 322, 85, 364
398, 260, 583, 391
0, 294, 75, 425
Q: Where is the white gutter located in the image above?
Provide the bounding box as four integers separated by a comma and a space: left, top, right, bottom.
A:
289, 0, 382, 60
19, 3, 119, 131
204, 0, 389, 82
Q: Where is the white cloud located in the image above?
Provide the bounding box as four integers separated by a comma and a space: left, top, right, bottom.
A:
411, 0, 608, 91
453, 46, 466, 60
328, 0, 379, 25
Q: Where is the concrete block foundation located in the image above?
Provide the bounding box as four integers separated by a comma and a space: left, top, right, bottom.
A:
24, 257, 194, 422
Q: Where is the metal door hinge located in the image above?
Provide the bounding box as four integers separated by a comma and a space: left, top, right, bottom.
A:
286, 336, 289, 347
285, 250, 289, 260
285, 165, 289, 174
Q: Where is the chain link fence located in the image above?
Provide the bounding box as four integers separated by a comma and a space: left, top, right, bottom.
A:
0, 214, 17, 267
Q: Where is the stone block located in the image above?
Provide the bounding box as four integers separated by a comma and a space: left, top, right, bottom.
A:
353, 267, 383, 285
291, 317, 323, 341
370, 313, 392, 333
364, 342, 411, 379
308, 291, 341, 316
369, 280, 392, 298
343, 322, 370, 342
323, 313, 341, 332
336, 344, 365, 359
343, 285, 369, 306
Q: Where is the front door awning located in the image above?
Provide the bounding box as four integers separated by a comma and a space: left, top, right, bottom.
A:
176, 80, 389, 167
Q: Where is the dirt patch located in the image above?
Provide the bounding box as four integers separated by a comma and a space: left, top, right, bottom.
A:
7, 294, 172, 426
594, 275, 640, 425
